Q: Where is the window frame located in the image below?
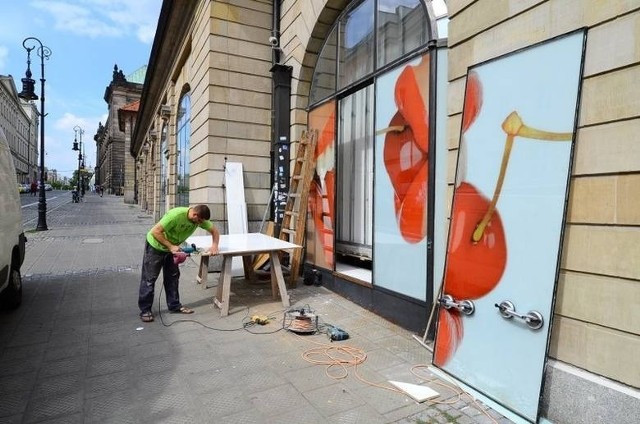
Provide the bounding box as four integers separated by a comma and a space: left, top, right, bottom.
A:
176, 90, 191, 207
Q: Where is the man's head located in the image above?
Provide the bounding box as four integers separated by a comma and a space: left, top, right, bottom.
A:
188, 204, 211, 224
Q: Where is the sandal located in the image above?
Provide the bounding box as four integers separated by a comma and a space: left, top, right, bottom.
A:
140, 312, 154, 322
170, 306, 194, 314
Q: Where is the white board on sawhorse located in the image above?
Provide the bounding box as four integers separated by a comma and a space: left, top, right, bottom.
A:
224, 162, 248, 276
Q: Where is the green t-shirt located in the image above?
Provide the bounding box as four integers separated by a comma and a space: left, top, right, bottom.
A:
147, 207, 213, 252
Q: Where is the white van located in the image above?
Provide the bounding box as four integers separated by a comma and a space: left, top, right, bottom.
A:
0, 127, 25, 309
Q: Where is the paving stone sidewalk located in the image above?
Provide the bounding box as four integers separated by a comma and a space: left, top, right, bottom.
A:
0, 194, 512, 424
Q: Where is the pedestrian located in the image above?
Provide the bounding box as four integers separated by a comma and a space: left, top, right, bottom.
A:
138, 204, 220, 322
30, 181, 37, 196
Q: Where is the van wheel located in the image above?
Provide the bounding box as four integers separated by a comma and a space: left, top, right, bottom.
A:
1, 266, 22, 310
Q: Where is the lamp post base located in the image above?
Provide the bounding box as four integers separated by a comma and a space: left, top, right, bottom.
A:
36, 189, 48, 231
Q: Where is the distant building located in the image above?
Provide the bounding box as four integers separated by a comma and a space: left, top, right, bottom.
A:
117, 99, 140, 204
94, 65, 144, 196
48, 169, 58, 183
0, 74, 38, 183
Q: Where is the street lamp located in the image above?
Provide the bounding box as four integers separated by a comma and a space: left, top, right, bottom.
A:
18, 37, 51, 231
72, 126, 84, 198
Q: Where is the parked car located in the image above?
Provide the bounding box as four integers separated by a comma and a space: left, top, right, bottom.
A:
0, 127, 25, 309
36, 182, 53, 191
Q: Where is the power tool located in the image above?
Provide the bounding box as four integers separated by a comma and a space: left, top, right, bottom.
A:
180, 243, 197, 254
173, 243, 197, 265
326, 325, 349, 341
251, 315, 270, 325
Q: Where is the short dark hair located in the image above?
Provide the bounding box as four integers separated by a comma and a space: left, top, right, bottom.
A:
192, 204, 211, 220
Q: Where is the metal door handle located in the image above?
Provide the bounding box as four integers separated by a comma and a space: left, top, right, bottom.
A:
494, 301, 544, 330
439, 294, 475, 315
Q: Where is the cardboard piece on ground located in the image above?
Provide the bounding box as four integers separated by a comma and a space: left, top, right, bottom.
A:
389, 381, 439, 403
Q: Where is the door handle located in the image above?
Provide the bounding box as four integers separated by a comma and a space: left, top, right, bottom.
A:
439, 294, 475, 316
494, 300, 544, 330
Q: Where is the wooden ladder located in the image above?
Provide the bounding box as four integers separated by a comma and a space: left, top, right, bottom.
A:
278, 129, 317, 286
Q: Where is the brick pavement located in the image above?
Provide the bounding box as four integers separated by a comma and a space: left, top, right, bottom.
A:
0, 193, 513, 423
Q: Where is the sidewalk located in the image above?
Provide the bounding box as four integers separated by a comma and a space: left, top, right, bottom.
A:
0, 194, 511, 423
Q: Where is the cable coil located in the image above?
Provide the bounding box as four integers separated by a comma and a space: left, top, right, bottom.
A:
283, 306, 318, 334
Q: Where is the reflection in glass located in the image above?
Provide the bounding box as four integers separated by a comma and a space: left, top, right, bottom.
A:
338, 0, 374, 89
377, 0, 427, 67
176, 93, 190, 207
159, 122, 168, 215
310, 27, 337, 105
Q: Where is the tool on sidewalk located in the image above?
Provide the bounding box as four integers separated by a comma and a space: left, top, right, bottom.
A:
283, 305, 319, 334
326, 325, 349, 342
250, 315, 270, 325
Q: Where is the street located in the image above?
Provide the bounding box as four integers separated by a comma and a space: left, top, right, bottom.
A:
20, 190, 75, 231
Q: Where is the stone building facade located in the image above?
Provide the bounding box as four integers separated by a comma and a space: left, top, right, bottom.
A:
129, 1, 639, 422
95, 65, 143, 198
0, 75, 38, 184
117, 100, 140, 204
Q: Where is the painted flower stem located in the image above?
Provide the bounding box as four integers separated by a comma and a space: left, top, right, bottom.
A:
472, 111, 573, 242
376, 125, 405, 135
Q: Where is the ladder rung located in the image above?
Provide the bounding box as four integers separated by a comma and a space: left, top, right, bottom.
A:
292, 175, 302, 180
284, 211, 298, 217
281, 228, 295, 235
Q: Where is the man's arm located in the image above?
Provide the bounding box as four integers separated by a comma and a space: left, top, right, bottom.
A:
150, 223, 180, 253
207, 225, 220, 255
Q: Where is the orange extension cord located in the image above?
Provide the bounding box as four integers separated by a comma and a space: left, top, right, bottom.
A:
296, 334, 499, 423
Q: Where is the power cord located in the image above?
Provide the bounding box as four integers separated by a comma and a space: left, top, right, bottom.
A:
155, 276, 289, 335
148, 289, 499, 423
155, 286, 246, 331
241, 310, 286, 335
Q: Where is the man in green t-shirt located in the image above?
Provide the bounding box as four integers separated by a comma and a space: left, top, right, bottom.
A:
138, 204, 220, 322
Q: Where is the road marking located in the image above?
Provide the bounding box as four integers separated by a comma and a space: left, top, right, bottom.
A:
22, 195, 61, 208
22, 201, 67, 225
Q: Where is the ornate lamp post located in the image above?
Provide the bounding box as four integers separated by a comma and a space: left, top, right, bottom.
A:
72, 126, 84, 198
18, 37, 51, 231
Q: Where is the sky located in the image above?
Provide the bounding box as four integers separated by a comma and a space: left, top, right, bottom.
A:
0, 0, 162, 179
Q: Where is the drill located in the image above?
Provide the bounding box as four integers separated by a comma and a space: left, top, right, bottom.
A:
173, 243, 197, 265
180, 243, 197, 254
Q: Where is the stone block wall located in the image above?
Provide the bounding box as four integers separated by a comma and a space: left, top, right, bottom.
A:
188, 0, 273, 231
